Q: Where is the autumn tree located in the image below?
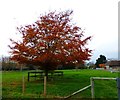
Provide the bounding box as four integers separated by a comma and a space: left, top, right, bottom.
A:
9, 10, 92, 77
95, 55, 107, 68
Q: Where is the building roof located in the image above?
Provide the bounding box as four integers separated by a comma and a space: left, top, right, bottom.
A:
106, 60, 120, 67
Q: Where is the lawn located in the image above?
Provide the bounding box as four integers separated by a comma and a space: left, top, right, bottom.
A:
2, 69, 119, 99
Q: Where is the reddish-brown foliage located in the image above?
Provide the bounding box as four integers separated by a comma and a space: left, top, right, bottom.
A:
9, 10, 92, 72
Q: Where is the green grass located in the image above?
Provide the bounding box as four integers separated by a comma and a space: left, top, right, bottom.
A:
2, 69, 119, 99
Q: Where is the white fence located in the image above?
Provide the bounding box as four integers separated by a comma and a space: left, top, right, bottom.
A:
64, 77, 118, 99
90, 77, 117, 98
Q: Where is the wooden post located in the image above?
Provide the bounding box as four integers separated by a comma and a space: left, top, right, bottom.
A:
91, 78, 94, 98
117, 78, 120, 100
0, 71, 2, 100
22, 75, 25, 94
21, 65, 25, 94
44, 76, 47, 97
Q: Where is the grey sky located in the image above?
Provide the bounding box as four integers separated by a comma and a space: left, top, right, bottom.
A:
0, 0, 119, 62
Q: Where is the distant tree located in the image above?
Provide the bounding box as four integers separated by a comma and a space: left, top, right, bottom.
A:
2, 57, 18, 71
87, 62, 95, 69
62, 63, 76, 69
77, 63, 87, 69
25, 63, 36, 70
9, 10, 92, 78
95, 55, 107, 68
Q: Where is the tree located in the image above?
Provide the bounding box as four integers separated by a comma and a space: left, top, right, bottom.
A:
9, 10, 92, 78
95, 55, 107, 68
2, 56, 18, 71
87, 62, 95, 69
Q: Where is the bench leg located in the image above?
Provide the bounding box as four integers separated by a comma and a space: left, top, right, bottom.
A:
28, 72, 30, 81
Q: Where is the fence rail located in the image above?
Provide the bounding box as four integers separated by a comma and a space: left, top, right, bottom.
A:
64, 77, 120, 99
64, 84, 91, 99
91, 77, 116, 80
90, 77, 117, 98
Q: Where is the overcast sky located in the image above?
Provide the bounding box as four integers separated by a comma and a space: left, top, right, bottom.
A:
0, 0, 119, 62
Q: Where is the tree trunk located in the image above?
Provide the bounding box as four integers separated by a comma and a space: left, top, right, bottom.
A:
45, 70, 48, 80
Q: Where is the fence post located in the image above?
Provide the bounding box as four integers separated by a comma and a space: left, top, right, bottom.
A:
22, 75, 25, 94
44, 76, 47, 97
91, 78, 94, 98
21, 65, 25, 94
117, 78, 120, 100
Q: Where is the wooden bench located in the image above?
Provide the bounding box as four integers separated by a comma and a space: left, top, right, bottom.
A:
52, 71, 63, 76
28, 71, 44, 81
28, 71, 63, 81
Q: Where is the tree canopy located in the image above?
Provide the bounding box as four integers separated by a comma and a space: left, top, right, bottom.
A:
95, 55, 107, 68
9, 10, 92, 75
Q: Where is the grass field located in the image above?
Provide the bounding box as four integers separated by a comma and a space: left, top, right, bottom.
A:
2, 69, 119, 99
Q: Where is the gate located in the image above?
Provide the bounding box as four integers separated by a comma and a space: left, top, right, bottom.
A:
64, 77, 120, 100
